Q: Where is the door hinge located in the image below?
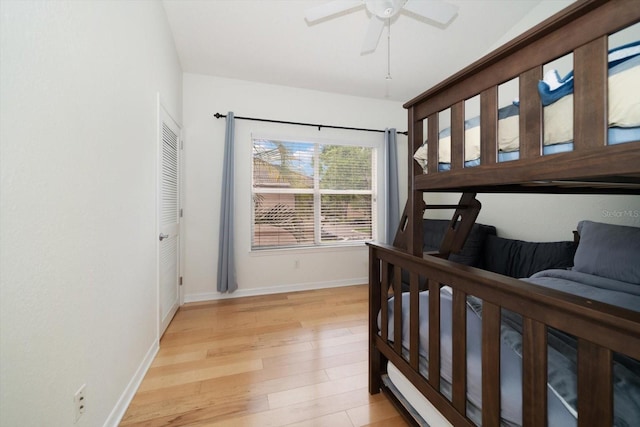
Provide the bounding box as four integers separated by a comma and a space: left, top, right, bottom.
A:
180, 208, 183, 218
180, 138, 184, 150
179, 276, 183, 286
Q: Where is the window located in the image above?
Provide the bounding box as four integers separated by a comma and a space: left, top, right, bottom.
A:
252, 137, 376, 249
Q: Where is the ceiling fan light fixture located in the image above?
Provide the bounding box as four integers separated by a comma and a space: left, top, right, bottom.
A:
305, 0, 458, 55
365, 0, 406, 19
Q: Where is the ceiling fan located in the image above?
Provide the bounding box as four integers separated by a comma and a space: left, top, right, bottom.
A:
305, 0, 459, 54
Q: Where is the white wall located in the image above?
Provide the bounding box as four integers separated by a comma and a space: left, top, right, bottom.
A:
425, 193, 640, 241
488, 0, 576, 52
0, 1, 182, 426
182, 73, 406, 301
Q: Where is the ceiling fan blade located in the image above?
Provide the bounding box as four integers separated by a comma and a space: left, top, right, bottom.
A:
361, 15, 386, 54
403, 0, 458, 25
305, 0, 363, 23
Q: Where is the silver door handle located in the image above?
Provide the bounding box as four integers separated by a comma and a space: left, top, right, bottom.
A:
159, 233, 169, 241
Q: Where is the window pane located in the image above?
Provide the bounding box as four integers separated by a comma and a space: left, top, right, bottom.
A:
321, 194, 372, 242
320, 145, 372, 190
253, 139, 314, 189
253, 193, 314, 248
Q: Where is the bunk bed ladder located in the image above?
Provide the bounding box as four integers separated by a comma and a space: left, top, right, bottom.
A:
393, 192, 481, 260
392, 199, 425, 250
437, 192, 481, 259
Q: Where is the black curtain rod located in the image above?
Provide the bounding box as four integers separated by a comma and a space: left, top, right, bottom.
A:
214, 112, 408, 136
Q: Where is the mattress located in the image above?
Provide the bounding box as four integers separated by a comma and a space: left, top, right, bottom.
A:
384, 361, 451, 427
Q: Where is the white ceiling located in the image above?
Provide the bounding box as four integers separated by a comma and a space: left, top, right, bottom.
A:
162, 0, 550, 103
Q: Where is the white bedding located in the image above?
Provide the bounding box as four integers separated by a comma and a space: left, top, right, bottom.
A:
386, 361, 452, 427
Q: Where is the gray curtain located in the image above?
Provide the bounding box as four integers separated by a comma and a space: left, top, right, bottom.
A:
385, 128, 399, 244
217, 112, 237, 293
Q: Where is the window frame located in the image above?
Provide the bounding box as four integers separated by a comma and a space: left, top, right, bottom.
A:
251, 133, 381, 251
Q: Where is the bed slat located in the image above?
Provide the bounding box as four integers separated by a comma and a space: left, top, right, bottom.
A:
577, 339, 612, 427
522, 317, 547, 427
482, 301, 501, 426
394, 266, 403, 354
409, 272, 420, 370
451, 101, 465, 170
519, 66, 543, 160
452, 288, 468, 413
574, 36, 608, 150
480, 86, 498, 166
428, 279, 441, 390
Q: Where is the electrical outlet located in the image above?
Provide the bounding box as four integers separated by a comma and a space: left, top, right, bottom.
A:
74, 384, 86, 423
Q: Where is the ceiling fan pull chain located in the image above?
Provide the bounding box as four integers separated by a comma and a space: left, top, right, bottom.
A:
386, 18, 392, 80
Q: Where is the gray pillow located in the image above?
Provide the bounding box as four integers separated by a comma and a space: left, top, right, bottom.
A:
573, 220, 640, 285
480, 235, 577, 279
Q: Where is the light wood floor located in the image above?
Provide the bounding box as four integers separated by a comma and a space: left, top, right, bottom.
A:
119, 284, 407, 427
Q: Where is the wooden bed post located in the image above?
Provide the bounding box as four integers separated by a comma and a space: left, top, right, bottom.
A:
406, 106, 425, 257
368, 247, 380, 393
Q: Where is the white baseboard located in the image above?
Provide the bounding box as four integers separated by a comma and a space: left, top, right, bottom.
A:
183, 277, 367, 303
103, 339, 159, 427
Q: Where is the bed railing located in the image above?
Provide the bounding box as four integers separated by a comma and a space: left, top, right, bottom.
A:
405, 0, 640, 193
368, 242, 640, 427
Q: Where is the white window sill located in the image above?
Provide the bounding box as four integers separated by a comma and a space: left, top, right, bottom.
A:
249, 241, 370, 257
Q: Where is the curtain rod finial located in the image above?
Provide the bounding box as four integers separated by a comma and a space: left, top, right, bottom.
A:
214, 112, 224, 119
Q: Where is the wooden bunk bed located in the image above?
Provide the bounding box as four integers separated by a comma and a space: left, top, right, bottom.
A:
367, 1, 640, 426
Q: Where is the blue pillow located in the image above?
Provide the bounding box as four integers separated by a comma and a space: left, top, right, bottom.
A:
573, 220, 640, 285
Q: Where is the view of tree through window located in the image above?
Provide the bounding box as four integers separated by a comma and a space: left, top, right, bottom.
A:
252, 138, 375, 249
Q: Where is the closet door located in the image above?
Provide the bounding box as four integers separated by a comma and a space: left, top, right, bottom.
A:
158, 103, 181, 337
